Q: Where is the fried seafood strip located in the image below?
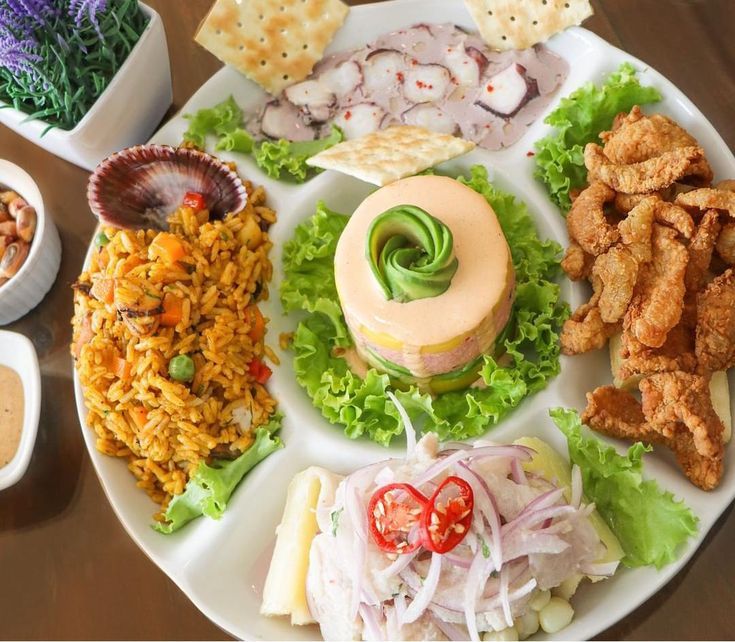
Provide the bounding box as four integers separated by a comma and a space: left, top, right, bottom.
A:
560, 299, 620, 356
585, 143, 707, 194
566, 181, 618, 256
665, 423, 724, 491
599, 107, 713, 184
619, 318, 697, 383
582, 385, 651, 439
685, 210, 721, 292
592, 245, 638, 323
676, 188, 735, 217
625, 225, 688, 348
716, 179, 735, 193
653, 201, 695, 238
715, 221, 735, 265
561, 241, 595, 281
583, 384, 723, 490
640, 372, 725, 460
695, 268, 735, 372
618, 196, 655, 264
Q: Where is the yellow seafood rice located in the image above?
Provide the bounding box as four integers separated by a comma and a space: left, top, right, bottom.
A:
71, 182, 278, 519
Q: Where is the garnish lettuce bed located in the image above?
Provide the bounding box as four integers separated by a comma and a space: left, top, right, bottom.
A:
156, 414, 283, 534
182, 96, 342, 182
551, 408, 698, 569
534, 62, 662, 212
281, 166, 568, 446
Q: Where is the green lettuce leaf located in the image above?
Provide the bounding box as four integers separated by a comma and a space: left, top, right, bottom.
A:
182, 95, 244, 148
253, 125, 343, 182
155, 415, 283, 534
550, 407, 698, 569
281, 165, 567, 446
182, 97, 341, 182
534, 63, 662, 212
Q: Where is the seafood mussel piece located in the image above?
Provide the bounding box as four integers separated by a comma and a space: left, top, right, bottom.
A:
87, 145, 248, 231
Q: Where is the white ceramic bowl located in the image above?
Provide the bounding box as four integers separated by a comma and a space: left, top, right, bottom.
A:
0, 3, 172, 171
0, 330, 41, 490
0, 159, 61, 325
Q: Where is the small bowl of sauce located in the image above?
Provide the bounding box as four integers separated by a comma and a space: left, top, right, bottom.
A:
0, 330, 40, 490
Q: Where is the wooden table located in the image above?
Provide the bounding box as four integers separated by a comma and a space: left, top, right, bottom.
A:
0, 1, 733, 639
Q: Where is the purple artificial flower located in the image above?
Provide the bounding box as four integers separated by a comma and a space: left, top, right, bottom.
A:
68, 0, 108, 36
0, 30, 41, 76
3, 0, 57, 29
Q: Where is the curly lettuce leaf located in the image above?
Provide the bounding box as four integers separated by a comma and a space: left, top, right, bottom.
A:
282, 165, 567, 445
182, 97, 341, 182
182, 95, 244, 148
534, 63, 662, 212
155, 416, 283, 534
550, 407, 698, 569
254, 125, 343, 182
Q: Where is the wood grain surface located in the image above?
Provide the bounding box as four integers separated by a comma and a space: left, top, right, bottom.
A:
0, 1, 733, 639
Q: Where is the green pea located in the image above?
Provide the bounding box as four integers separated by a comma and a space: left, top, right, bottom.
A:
169, 354, 195, 382
95, 231, 110, 247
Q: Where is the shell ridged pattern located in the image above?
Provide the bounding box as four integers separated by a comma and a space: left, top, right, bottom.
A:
87, 145, 248, 230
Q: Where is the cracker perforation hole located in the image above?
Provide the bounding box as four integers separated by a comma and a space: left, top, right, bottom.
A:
260, 60, 267, 66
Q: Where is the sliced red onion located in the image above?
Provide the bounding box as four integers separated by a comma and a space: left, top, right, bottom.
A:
401, 552, 443, 625
508, 488, 565, 524
511, 458, 528, 486
413, 445, 531, 490
377, 546, 419, 579
580, 560, 619, 577
457, 462, 503, 572
503, 504, 576, 537
499, 564, 513, 629
387, 390, 416, 459
359, 604, 385, 641
463, 547, 488, 642
431, 613, 469, 641
404, 63, 451, 103
502, 532, 570, 563
392, 593, 408, 630
571, 464, 583, 509
443, 552, 473, 569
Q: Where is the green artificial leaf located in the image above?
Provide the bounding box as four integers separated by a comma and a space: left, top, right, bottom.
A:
282, 165, 567, 445
534, 62, 662, 212
550, 407, 699, 569
155, 416, 283, 534
253, 125, 343, 182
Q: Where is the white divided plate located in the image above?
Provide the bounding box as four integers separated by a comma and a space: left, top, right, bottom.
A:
73, 0, 735, 639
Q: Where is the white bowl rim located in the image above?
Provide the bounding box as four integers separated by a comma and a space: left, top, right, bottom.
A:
0, 329, 41, 490
0, 2, 160, 138
0, 158, 49, 303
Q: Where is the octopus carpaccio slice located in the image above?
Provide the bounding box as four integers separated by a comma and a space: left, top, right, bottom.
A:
247, 23, 569, 151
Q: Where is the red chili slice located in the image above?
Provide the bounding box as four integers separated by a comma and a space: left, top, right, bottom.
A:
420, 476, 474, 554
368, 483, 428, 554
182, 191, 206, 211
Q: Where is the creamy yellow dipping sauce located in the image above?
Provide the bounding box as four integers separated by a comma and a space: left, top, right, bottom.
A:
0, 365, 24, 467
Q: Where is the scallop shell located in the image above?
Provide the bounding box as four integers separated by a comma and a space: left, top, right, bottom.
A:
87, 145, 248, 230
